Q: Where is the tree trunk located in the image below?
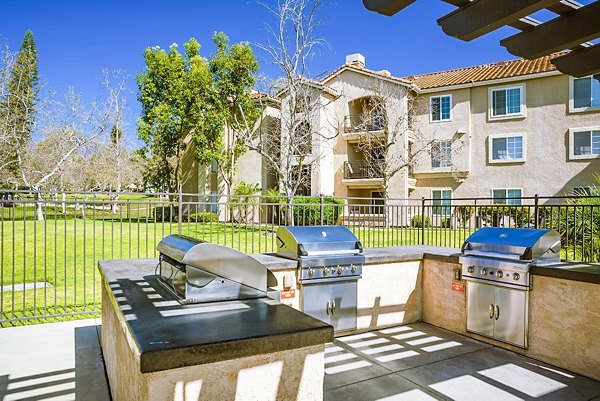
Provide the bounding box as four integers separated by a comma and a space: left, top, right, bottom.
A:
35, 191, 44, 221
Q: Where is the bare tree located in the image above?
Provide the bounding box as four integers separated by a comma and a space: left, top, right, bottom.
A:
351, 81, 462, 198
234, 0, 338, 223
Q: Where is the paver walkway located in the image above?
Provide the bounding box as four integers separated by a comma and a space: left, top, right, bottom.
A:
1, 320, 599, 400
325, 323, 600, 401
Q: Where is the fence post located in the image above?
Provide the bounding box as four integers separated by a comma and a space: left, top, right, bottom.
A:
178, 187, 183, 235
421, 197, 426, 245
320, 196, 324, 225
534, 194, 539, 229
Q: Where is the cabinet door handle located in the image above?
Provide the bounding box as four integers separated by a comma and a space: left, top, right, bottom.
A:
326, 301, 331, 315
494, 305, 500, 320
331, 300, 336, 315
489, 304, 494, 319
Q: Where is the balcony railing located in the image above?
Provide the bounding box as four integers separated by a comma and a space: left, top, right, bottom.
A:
344, 160, 384, 180
344, 114, 386, 134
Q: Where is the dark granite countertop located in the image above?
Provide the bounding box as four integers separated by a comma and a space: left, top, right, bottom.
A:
249, 246, 461, 270
98, 258, 333, 373
531, 262, 600, 285
251, 246, 600, 285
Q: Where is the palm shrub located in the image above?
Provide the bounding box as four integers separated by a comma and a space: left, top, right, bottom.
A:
230, 181, 261, 224
551, 187, 600, 262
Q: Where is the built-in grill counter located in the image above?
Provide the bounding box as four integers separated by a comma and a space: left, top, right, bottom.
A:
276, 226, 365, 332
459, 227, 561, 348
98, 235, 333, 401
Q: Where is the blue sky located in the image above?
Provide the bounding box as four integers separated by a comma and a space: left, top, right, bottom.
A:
0, 0, 522, 140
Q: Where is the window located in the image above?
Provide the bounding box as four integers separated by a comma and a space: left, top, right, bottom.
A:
570, 127, 600, 159
432, 189, 452, 216
293, 121, 312, 156
489, 134, 525, 163
431, 140, 452, 168
430, 95, 452, 122
492, 189, 522, 205
572, 75, 600, 110
490, 86, 524, 118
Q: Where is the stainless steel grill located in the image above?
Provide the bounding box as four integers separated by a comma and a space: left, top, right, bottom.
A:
459, 227, 561, 348
276, 226, 364, 332
157, 234, 269, 304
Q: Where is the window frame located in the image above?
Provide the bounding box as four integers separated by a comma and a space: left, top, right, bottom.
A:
431, 139, 453, 168
488, 84, 526, 120
429, 94, 452, 123
569, 75, 600, 113
491, 188, 523, 205
488, 133, 526, 164
431, 188, 452, 216
569, 126, 600, 160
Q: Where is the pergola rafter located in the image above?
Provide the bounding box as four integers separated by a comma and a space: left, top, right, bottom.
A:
362, 0, 600, 77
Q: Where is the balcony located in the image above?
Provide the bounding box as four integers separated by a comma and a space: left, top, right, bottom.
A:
343, 114, 386, 142
343, 160, 384, 188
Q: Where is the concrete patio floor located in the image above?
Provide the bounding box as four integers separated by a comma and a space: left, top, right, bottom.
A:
1, 320, 599, 401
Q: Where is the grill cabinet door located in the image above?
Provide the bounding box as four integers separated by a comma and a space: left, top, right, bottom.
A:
466, 281, 494, 338
329, 280, 357, 332
302, 283, 332, 325
493, 287, 527, 348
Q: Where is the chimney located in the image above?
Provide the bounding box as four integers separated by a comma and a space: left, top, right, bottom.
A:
346, 53, 365, 68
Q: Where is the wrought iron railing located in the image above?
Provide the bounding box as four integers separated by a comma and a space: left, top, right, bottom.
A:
1, 190, 598, 325
343, 161, 385, 180
343, 114, 386, 133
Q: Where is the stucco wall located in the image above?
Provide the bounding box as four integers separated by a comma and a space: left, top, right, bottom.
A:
421, 259, 600, 382
410, 74, 600, 200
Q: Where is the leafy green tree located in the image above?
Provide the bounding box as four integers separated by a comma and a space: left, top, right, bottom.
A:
0, 30, 39, 182
136, 39, 222, 194
210, 32, 260, 196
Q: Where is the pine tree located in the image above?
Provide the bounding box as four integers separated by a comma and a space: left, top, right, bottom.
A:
1, 29, 39, 178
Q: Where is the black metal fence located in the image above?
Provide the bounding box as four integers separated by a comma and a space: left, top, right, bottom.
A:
0, 190, 598, 325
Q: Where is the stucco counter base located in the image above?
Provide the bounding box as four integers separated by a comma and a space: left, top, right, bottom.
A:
99, 258, 333, 401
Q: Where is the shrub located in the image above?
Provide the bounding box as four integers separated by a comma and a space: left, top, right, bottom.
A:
186, 212, 218, 223
440, 217, 451, 228
455, 205, 474, 228
477, 205, 507, 227
292, 197, 345, 225
507, 206, 531, 228
411, 215, 430, 228
231, 181, 261, 223
153, 205, 178, 222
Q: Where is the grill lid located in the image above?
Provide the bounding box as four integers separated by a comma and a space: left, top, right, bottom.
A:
157, 234, 268, 292
461, 227, 561, 262
276, 226, 363, 260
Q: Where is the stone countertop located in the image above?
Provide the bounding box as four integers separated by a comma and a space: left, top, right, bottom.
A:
249, 246, 461, 271
251, 246, 600, 285
98, 258, 333, 373
531, 262, 600, 285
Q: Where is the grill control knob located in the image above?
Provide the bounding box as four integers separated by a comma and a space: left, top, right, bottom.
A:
513, 273, 520, 280
337, 266, 344, 275
308, 268, 314, 278
496, 271, 503, 278
323, 267, 330, 276
467, 266, 474, 273
481, 268, 488, 276
350, 265, 357, 273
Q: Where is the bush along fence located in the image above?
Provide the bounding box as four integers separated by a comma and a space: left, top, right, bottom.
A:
0, 190, 598, 325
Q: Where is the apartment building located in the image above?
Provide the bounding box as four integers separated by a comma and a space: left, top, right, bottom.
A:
183, 53, 600, 207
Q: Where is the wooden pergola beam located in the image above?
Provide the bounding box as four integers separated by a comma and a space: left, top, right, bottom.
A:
437, 0, 561, 41
361, 0, 416, 16
552, 44, 600, 77
501, 2, 600, 59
